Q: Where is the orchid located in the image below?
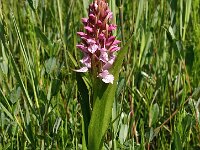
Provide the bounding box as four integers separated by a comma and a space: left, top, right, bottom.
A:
76, 0, 121, 84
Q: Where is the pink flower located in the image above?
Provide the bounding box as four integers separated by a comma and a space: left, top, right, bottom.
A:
98, 70, 114, 84
76, 0, 121, 84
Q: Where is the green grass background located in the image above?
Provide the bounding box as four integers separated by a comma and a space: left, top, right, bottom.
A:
0, 0, 200, 149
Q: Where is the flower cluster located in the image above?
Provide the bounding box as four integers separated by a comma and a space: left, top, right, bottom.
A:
76, 0, 121, 84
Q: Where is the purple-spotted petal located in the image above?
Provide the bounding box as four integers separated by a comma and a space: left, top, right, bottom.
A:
112, 40, 121, 45
94, 3, 98, 10
106, 36, 115, 47
97, 20, 102, 27
81, 18, 88, 25
89, 14, 96, 21
100, 47, 107, 52
98, 70, 114, 84
108, 36, 115, 42
107, 11, 113, 19
76, 44, 87, 52
75, 67, 88, 72
84, 26, 93, 32
77, 32, 87, 37
81, 37, 96, 44
80, 55, 91, 68
88, 44, 98, 53
87, 38, 96, 44
108, 24, 117, 31
99, 51, 108, 63
110, 46, 120, 52
106, 39, 121, 47
103, 54, 116, 70
99, 33, 105, 40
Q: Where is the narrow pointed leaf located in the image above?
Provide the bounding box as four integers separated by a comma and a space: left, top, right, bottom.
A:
88, 34, 134, 150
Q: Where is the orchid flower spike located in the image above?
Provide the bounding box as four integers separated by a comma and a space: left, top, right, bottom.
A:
76, 0, 121, 84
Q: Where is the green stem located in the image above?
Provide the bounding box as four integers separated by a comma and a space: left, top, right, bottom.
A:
119, 4, 125, 45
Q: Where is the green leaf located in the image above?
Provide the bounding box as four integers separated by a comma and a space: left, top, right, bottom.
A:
2, 143, 11, 150
45, 57, 58, 74
119, 124, 128, 144
88, 34, 134, 150
10, 87, 21, 104
168, 26, 176, 40
1, 21, 34, 114
0, 89, 12, 112
115, 77, 125, 98
67, 50, 78, 67
81, 116, 88, 150
27, 0, 36, 12
82, 0, 89, 17
77, 73, 90, 146
11, 11, 39, 108
0, 45, 8, 75
172, 131, 183, 150
182, 114, 193, 135
0, 103, 14, 120
149, 103, 159, 127
185, 45, 194, 74
53, 117, 62, 134
51, 79, 61, 96
0, 18, 6, 44
35, 26, 49, 45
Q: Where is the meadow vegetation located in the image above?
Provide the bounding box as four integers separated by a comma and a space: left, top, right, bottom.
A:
0, 0, 200, 149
